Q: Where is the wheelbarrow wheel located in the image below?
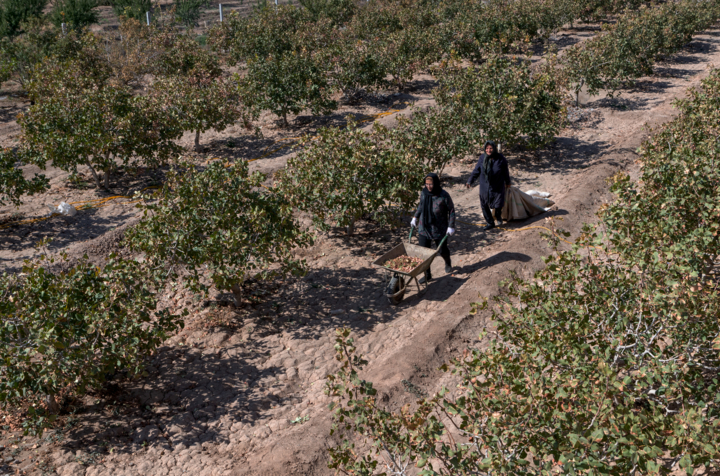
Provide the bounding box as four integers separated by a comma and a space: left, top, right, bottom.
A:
386, 275, 406, 305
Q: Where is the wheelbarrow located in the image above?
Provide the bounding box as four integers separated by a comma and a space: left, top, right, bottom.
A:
372, 227, 448, 305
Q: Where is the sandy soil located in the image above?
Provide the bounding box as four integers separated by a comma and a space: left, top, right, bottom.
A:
1, 19, 719, 476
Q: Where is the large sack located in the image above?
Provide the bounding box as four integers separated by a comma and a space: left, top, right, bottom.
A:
501, 187, 553, 221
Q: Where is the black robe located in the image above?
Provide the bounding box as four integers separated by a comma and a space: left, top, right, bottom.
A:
467, 153, 511, 209
413, 190, 456, 240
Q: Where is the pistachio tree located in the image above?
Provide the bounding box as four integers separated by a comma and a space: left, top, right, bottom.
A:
111, 0, 152, 22
299, 0, 355, 24
390, 104, 473, 176
435, 54, 566, 150
0, 0, 47, 38
210, 7, 336, 125
125, 161, 312, 305
153, 32, 255, 150
174, 0, 209, 28
49, 0, 99, 30
0, 252, 182, 435
275, 119, 425, 234
242, 50, 336, 126
20, 57, 183, 188
0, 19, 92, 90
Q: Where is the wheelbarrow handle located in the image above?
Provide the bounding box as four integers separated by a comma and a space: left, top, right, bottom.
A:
438, 234, 448, 249
409, 228, 448, 249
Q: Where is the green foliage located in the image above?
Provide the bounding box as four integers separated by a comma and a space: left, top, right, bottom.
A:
345, 1, 443, 91
125, 161, 312, 305
111, 0, 152, 21
243, 49, 336, 125
380, 23, 443, 91
210, 7, 316, 64
210, 7, 336, 124
20, 57, 183, 188
0, 251, 182, 435
299, 0, 355, 24
435, 54, 566, 150
603, 68, 720, 276
325, 68, 720, 476
390, 104, 473, 176
0, 59, 10, 83
563, 0, 720, 103
579, 0, 647, 23
49, 0, 99, 29
152, 32, 255, 148
174, 0, 209, 28
0, 148, 48, 205
102, 16, 162, 86
322, 33, 387, 97
154, 73, 253, 149
0, 0, 47, 38
0, 19, 92, 88
275, 119, 425, 232
448, 0, 577, 62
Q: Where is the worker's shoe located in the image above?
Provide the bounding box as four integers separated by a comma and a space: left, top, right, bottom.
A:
445, 263, 453, 274
419, 270, 432, 284
483, 223, 495, 231
496, 218, 504, 226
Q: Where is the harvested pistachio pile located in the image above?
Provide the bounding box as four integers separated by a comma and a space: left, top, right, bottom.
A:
383, 255, 423, 273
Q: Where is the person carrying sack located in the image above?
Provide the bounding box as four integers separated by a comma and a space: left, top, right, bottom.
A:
465, 141, 511, 230
411, 173, 455, 284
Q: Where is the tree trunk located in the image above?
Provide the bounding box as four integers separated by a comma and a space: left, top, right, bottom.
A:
45, 394, 60, 414
231, 283, 243, 308
282, 113, 289, 128
346, 217, 356, 236
104, 167, 111, 189
86, 160, 102, 188
194, 130, 201, 151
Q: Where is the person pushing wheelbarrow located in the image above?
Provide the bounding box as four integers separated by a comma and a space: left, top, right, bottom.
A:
410, 173, 456, 284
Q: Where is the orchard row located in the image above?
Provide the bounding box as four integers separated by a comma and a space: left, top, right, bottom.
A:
327, 64, 720, 476
2, 0, 718, 201
2, 0, 720, 433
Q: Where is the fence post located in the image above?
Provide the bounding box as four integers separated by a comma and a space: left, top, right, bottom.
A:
219, 4, 224, 22
61, 23, 66, 35
146, 11, 151, 26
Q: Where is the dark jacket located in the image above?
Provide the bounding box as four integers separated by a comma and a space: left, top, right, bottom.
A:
467, 152, 511, 209
414, 190, 456, 240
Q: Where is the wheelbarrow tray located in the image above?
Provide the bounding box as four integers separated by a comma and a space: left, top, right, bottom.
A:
372, 241, 439, 278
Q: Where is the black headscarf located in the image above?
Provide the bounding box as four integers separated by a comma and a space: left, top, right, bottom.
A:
483, 141, 498, 177
421, 173, 442, 226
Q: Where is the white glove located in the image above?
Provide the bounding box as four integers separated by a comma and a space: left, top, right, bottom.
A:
447, 227, 455, 236
411, 217, 418, 228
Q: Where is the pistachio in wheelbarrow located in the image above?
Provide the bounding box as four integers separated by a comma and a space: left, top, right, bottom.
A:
383, 255, 423, 273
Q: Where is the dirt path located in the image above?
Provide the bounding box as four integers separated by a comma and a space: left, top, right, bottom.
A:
1, 25, 719, 476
